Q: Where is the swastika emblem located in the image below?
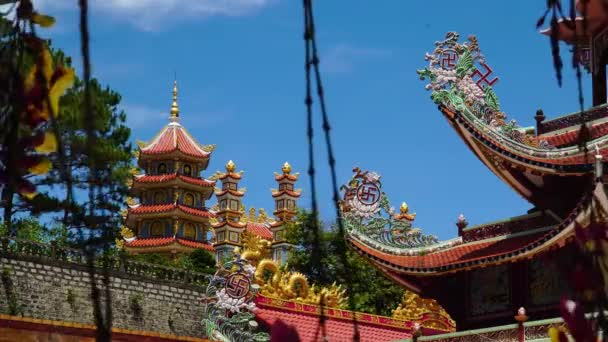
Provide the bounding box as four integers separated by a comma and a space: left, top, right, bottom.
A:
440, 49, 458, 70
471, 62, 499, 90
356, 183, 380, 206
224, 273, 251, 299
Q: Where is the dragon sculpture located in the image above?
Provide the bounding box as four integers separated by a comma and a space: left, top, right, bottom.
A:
239, 231, 348, 308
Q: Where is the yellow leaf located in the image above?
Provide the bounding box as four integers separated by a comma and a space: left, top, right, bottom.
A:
31, 13, 55, 28
35, 132, 57, 153
21, 190, 38, 200
40, 47, 53, 83
23, 65, 37, 92
49, 67, 75, 116
28, 158, 52, 175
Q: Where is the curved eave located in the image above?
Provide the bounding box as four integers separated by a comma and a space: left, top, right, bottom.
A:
137, 149, 211, 167
439, 105, 605, 210
131, 175, 215, 199
212, 220, 247, 229
214, 189, 245, 197
347, 181, 606, 276
274, 174, 299, 182
124, 237, 214, 253
271, 190, 302, 198
126, 204, 214, 226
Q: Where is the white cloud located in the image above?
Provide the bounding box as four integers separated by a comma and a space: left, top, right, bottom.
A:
31, 0, 273, 31
122, 103, 167, 128
322, 44, 391, 74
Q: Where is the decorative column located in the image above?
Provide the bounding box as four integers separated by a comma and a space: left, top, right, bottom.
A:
514, 307, 528, 342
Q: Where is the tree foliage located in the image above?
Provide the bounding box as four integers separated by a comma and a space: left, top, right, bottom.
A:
285, 210, 404, 316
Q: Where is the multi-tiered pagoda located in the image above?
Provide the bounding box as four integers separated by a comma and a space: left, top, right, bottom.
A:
120, 82, 300, 261
123, 81, 216, 255
211, 160, 300, 263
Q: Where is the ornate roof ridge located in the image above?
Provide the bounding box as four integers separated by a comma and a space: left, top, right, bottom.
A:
347, 180, 606, 274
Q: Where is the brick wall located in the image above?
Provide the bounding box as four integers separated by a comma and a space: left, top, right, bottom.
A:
0, 254, 208, 338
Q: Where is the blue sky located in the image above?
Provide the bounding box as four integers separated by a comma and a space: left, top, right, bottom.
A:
26, 0, 592, 240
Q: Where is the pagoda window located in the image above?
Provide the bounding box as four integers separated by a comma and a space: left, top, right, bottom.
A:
184, 192, 195, 207
220, 200, 227, 210
151, 221, 164, 237
277, 200, 284, 210
285, 183, 293, 191
217, 231, 225, 242
279, 183, 285, 191
229, 200, 238, 210
154, 191, 166, 204
287, 200, 295, 209
183, 164, 192, 177
183, 223, 196, 240
229, 231, 239, 242
157, 163, 167, 174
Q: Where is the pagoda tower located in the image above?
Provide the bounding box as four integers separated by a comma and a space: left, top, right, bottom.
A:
211, 160, 248, 262
122, 81, 216, 255
269, 162, 300, 264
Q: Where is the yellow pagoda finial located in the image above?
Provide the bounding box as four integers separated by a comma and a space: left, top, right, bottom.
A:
400, 202, 409, 214
170, 79, 179, 118
226, 160, 236, 173
282, 162, 292, 174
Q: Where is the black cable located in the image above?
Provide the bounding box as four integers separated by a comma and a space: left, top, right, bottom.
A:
303, 1, 360, 340
302, 0, 326, 339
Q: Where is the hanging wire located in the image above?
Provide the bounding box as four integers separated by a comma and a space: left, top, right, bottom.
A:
302, 0, 326, 338
303, 0, 360, 340
78, 1, 113, 340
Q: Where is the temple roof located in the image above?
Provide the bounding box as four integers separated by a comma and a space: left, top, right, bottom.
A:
124, 236, 214, 252
539, 0, 608, 44
139, 123, 212, 159
245, 222, 272, 240
346, 180, 607, 276
271, 189, 301, 198
134, 174, 215, 187
255, 295, 417, 342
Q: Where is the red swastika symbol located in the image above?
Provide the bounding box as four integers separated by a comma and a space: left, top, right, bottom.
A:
471, 62, 499, 90
440, 49, 458, 70
357, 184, 380, 205
225, 273, 251, 299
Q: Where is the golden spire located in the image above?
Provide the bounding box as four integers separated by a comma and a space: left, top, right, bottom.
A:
226, 160, 236, 173
400, 202, 409, 214
170, 80, 179, 118
282, 162, 292, 174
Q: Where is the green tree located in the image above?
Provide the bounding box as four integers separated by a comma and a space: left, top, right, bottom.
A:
285, 210, 404, 316
40, 49, 132, 242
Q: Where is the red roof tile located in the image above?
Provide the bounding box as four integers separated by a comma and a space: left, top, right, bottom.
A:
219, 172, 242, 180
134, 173, 215, 187
125, 237, 214, 251
246, 223, 272, 240
542, 120, 608, 147
350, 230, 548, 271
255, 307, 411, 342
128, 204, 215, 218
271, 189, 301, 198
140, 124, 210, 158
275, 173, 299, 182
215, 189, 245, 197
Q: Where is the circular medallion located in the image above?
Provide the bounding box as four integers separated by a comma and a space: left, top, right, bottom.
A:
224, 272, 251, 299
356, 183, 381, 206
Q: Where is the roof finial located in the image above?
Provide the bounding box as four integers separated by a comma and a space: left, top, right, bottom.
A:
170, 79, 179, 120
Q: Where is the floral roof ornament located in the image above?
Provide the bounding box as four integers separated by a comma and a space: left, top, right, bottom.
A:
417, 32, 554, 149
340, 167, 438, 248
201, 252, 269, 342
